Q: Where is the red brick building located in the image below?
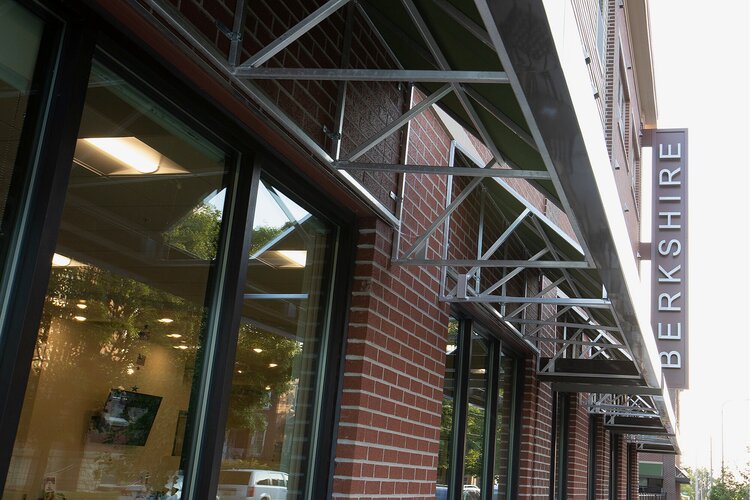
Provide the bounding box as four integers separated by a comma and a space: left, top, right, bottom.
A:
0, 0, 682, 499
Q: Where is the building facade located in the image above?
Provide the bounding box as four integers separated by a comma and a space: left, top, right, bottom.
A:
0, 0, 682, 499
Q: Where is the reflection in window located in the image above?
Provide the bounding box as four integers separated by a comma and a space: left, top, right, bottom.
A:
435, 318, 459, 498
464, 333, 489, 496
436, 319, 517, 500
219, 179, 335, 498
4, 63, 228, 499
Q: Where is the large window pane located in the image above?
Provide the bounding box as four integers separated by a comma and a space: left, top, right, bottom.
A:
463, 332, 489, 499
217, 179, 335, 498
0, 0, 44, 265
435, 318, 459, 499
3, 63, 229, 499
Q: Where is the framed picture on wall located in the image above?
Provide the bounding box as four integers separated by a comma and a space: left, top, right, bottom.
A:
87, 389, 162, 446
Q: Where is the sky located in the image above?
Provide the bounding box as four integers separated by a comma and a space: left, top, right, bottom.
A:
648, 0, 750, 472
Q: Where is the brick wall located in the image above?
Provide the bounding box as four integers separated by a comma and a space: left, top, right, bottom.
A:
615, 435, 629, 499
571, 0, 643, 257
334, 217, 449, 498
591, 415, 610, 500
100, 2, 641, 499
517, 358, 553, 498
332, 88, 456, 498
627, 443, 639, 500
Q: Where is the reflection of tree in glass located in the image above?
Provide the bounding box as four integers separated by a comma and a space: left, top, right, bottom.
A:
437, 398, 454, 481
44, 265, 201, 369
464, 404, 485, 477
164, 203, 222, 260
249, 222, 293, 255
227, 323, 302, 434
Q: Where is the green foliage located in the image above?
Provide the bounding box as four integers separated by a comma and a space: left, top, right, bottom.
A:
226, 322, 302, 432
249, 223, 292, 254
164, 203, 222, 260
436, 398, 454, 481
464, 404, 485, 477
709, 467, 750, 500
684, 463, 750, 500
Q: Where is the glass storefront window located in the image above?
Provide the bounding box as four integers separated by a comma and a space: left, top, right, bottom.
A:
435, 318, 458, 499
217, 179, 335, 498
436, 318, 518, 500
3, 62, 230, 499
0, 0, 45, 279
464, 333, 489, 497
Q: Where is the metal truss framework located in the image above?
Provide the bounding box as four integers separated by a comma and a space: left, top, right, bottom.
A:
588, 393, 660, 419
131, 0, 677, 451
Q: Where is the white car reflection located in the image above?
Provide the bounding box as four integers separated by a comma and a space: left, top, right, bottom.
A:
217, 469, 288, 500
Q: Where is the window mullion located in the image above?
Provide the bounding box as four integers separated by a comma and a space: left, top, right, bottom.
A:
183, 156, 261, 500
449, 318, 473, 499
481, 339, 501, 500
0, 17, 95, 491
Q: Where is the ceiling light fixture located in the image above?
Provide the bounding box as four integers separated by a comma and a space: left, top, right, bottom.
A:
157, 318, 174, 324
76, 303, 88, 310
166, 334, 182, 339
52, 253, 71, 267
73, 316, 87, 322
253, 348, 263, 353
173, 345, 189, 350
268, 363, 278, 368
83, 137, 162, 174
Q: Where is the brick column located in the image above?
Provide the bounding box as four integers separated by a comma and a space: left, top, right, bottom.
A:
517, 358, 554, 499
332, 218, 449, 498
592, 416, 610, 500
627, 443, 639, 500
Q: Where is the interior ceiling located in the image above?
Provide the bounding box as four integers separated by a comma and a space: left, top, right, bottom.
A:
54, 78, 322, 344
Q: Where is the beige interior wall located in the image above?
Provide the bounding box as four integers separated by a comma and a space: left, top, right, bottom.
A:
6, 315, 192, 498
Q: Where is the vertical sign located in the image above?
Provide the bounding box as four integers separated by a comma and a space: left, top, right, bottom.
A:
650, 129, 688, 389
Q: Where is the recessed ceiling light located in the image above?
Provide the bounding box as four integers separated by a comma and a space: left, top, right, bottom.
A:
173, 345, 189, 350
83, 137, 162, 174
76, 303, 88, 309
52, 253, 71, 267
73, 316, 87, 322
265, 386, 271, 391
166, 334, 182, 338
237, 370, 243, 374
253, 348, 263, 353
157, 318, 174, 324
268, 363, 278, 368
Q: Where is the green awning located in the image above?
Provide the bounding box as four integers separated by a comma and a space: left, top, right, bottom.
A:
639, 462, 664, 478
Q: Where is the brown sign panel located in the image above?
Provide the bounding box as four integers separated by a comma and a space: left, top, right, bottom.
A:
650, 129, 688, 390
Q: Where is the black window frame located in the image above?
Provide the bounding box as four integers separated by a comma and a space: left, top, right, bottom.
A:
0, 2, 356, 498
441, 316, 522, 500
550, 392, 570, 500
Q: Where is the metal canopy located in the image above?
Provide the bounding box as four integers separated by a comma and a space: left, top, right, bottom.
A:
129, 0, 678, 452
